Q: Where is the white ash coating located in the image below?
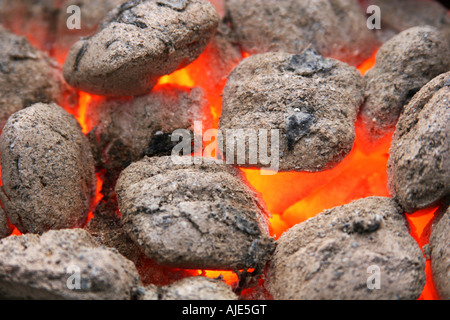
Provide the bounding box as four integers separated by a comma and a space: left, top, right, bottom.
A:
267, 197, 426, 300
0, 206, 12, 240
361, 26, 450, 138
0, 229, 142, 300
0, 103, 96, 234
0, 28, 74, 131
116, 156, 275, 270
54, 0, 128, 60
63, 0, 220, 96
388, 72, 450, 213
360, 0, 450, 43
87, 86, 206, 189
141, 276, 238, 300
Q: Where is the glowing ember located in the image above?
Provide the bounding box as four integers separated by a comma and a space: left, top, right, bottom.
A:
157, 69, 195, 88
196, 270, 239, 286
234, 51, 439, 299
65, 91, 105, 135
77, 92, 93, 134
242, 123, 392, 239
11, 227, 22, 236
406, 207, 440, 300
3, 28, 439, 300
357, 49, 378, 76
84, 173, 105, 226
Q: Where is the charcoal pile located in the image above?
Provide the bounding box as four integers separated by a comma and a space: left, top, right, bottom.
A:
0, 0, 448, 301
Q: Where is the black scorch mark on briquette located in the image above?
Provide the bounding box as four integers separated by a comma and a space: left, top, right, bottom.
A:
286, 111, 315, 151
73, 42, 89, 72
157, 0, 189, 11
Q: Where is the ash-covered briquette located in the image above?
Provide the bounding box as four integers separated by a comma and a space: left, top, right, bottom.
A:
0, 206, 12, 240
360, 0, 450, 43
0, 229, 141, 300
430, 206, 450, 300
220, 49, 364, 172
63, 0, 220, 97
84, 197, 193, 287
0, 103, 96, 234
115, 156, 276, 271
361, 26, 450, 138
0, 28, 75, 131
141, 277, 238, 300
388, 72, 450, 213
87, 86, 206, 192
225, 0, 379, 67
54, 0, 128, 60
266, 197, 426, 300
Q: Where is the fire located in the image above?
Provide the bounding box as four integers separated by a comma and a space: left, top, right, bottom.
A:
64, 91, 105, 135
76, 91, 93, 134
196, 270, 239, 285
157, 69, 195, 88
85, 173, 105, 225
233, 49, 439, 299
242, 122, 392, 239
406, 207, 440, 300
1, 29, 439, 299
357, 50, 378, 76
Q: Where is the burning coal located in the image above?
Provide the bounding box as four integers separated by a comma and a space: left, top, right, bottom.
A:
0, 0, 449, 301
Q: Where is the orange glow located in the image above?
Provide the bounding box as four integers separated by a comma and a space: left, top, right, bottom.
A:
75, 91, 105, 135
76, 92, 92, 134
157, 69, 195, 88
269, 214, 289, 240
94, 174, 104, 205
84, 173, 104, 226
236, 52, 440, 299
357, 49, 377, 75
196, 270, 239, 286
16, 26, 438, 299
11, 227, 22, 236
242, 122, 392, 238
419, 261, 440, 300
406, 207, 440, 300
62, 91, 102, 135
406, 207, 438, 249
242, 51, 251, 59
